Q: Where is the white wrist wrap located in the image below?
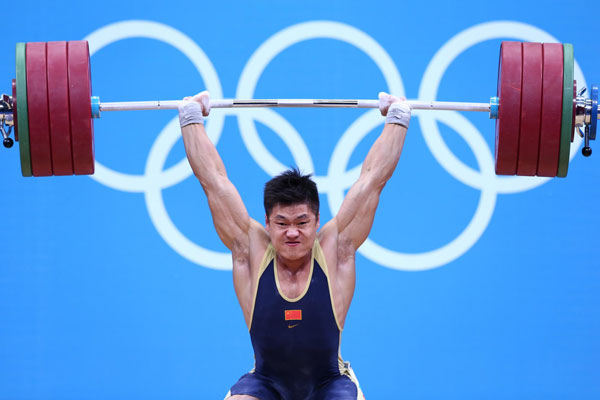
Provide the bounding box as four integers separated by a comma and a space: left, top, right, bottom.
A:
178, 101, 204, 127
385, 102, 411, 128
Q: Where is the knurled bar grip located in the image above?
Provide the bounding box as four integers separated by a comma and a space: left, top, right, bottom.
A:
98, 99, 492, 113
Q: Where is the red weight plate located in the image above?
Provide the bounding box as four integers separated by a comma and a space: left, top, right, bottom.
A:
495, 41, 522, 175
537, 43, 563, 177
67, 40, 94, 175
12, 79, 18, 142
516, 42, 543, 176
47, 41, 74, 175
26, 42, 53, 176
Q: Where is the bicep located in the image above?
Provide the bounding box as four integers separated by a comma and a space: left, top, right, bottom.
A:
332, 124, 406, 249
203, 177, 254, 251
332, 177, 384, 249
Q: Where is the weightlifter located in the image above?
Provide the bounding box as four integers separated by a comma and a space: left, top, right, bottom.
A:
178, 91, 411, 400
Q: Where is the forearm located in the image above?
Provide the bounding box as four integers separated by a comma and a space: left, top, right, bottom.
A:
181, 123, 228, 189
360, 123, 407, 189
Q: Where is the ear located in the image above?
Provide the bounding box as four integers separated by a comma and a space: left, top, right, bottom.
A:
316, 214, 320, 230
265, 214, 270, 232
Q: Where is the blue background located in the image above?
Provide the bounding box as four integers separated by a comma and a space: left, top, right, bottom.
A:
2, 1, 600, 399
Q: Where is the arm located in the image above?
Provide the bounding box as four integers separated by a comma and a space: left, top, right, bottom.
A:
181, 92, 268, 324
179, 91, 258, 253
316, 93, 410, 326
323, 93, 411, 250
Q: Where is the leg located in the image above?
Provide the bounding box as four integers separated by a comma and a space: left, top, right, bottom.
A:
311, 375, 359, 400
227, 372, 281, 400
311, 363, 365, 400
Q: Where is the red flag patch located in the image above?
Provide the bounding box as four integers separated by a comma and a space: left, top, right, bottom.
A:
285, 310, 302, 321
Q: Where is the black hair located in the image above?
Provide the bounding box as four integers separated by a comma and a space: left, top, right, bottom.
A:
263, 168, 319, 219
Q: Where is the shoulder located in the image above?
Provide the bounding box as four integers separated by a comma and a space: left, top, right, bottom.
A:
318, 219, 356, 280
230, 219, 268, 260
232, 220, 271, 319
318, 218, 354, 257
248, 220, 271, 270
317, 219, 337, 254
232, 219, 270, 282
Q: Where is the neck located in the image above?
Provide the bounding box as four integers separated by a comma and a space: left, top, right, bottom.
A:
276, 251, 312, 274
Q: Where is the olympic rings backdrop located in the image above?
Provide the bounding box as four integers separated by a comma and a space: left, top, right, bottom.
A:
2, 1, 599, 399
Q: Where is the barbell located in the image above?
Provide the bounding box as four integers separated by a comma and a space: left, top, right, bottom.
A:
0, 40, 598, 178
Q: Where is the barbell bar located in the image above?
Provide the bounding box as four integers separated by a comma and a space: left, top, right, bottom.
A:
95, 99, 492, 112
0, 40, 598, 178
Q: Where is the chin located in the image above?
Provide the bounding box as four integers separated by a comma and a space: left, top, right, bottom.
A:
278, 244, 311, 260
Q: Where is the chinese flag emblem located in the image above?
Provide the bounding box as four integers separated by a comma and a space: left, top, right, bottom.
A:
285, 310, 302, 321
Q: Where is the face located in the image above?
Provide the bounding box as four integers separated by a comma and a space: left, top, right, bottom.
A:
266, 203, 320, 263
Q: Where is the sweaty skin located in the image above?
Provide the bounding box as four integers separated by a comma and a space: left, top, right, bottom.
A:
180, 91, 408, 399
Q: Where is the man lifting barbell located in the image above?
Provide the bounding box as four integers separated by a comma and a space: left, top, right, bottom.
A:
178, 90, 411, 400
1, 37, 600, 399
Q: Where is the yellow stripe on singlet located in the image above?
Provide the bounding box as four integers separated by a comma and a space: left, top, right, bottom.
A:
274, 246, 314, 303
238, 240, 365, 400
247, 244, 275, 332
315, 241, 365, 399
313, 240, 343, 331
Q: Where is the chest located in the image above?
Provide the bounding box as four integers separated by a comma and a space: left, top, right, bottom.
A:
252, 261, 338, 335
276, 265, 312, 299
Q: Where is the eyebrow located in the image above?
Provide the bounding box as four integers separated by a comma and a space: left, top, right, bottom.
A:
274, 214, 309, 220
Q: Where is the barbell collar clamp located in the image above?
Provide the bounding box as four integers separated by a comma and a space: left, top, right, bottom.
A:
0, 111, 13, 148
490, 97, 499, 119
582, 125, 592, 157
0, 113, 13, 125
575, 97, 599, 127
91, 96, 100, 119
0, 118, 13, 148
0, 94, 12, 114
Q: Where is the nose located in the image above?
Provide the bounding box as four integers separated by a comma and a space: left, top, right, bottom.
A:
286, 226, 299, 238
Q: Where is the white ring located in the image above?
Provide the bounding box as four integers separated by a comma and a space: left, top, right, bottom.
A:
327, 109, 497, 271
85, 20, 231, 269
84, 20, 225, 192
418, 21, 586, 194
83, 20, 583, 272
144, 117, 232, 269
235, 20, 404, 182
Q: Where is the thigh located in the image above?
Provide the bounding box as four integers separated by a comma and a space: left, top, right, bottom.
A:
228, 372, 281, 400
311, 375, 359, 400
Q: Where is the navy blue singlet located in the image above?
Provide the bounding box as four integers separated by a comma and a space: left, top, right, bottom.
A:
229, 240, 360, 400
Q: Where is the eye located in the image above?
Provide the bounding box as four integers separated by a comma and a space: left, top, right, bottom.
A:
298, 221, 308, 226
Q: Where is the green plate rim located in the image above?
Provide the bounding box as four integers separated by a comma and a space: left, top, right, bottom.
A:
16, 42, 32, 177
558, 43, 574, 178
